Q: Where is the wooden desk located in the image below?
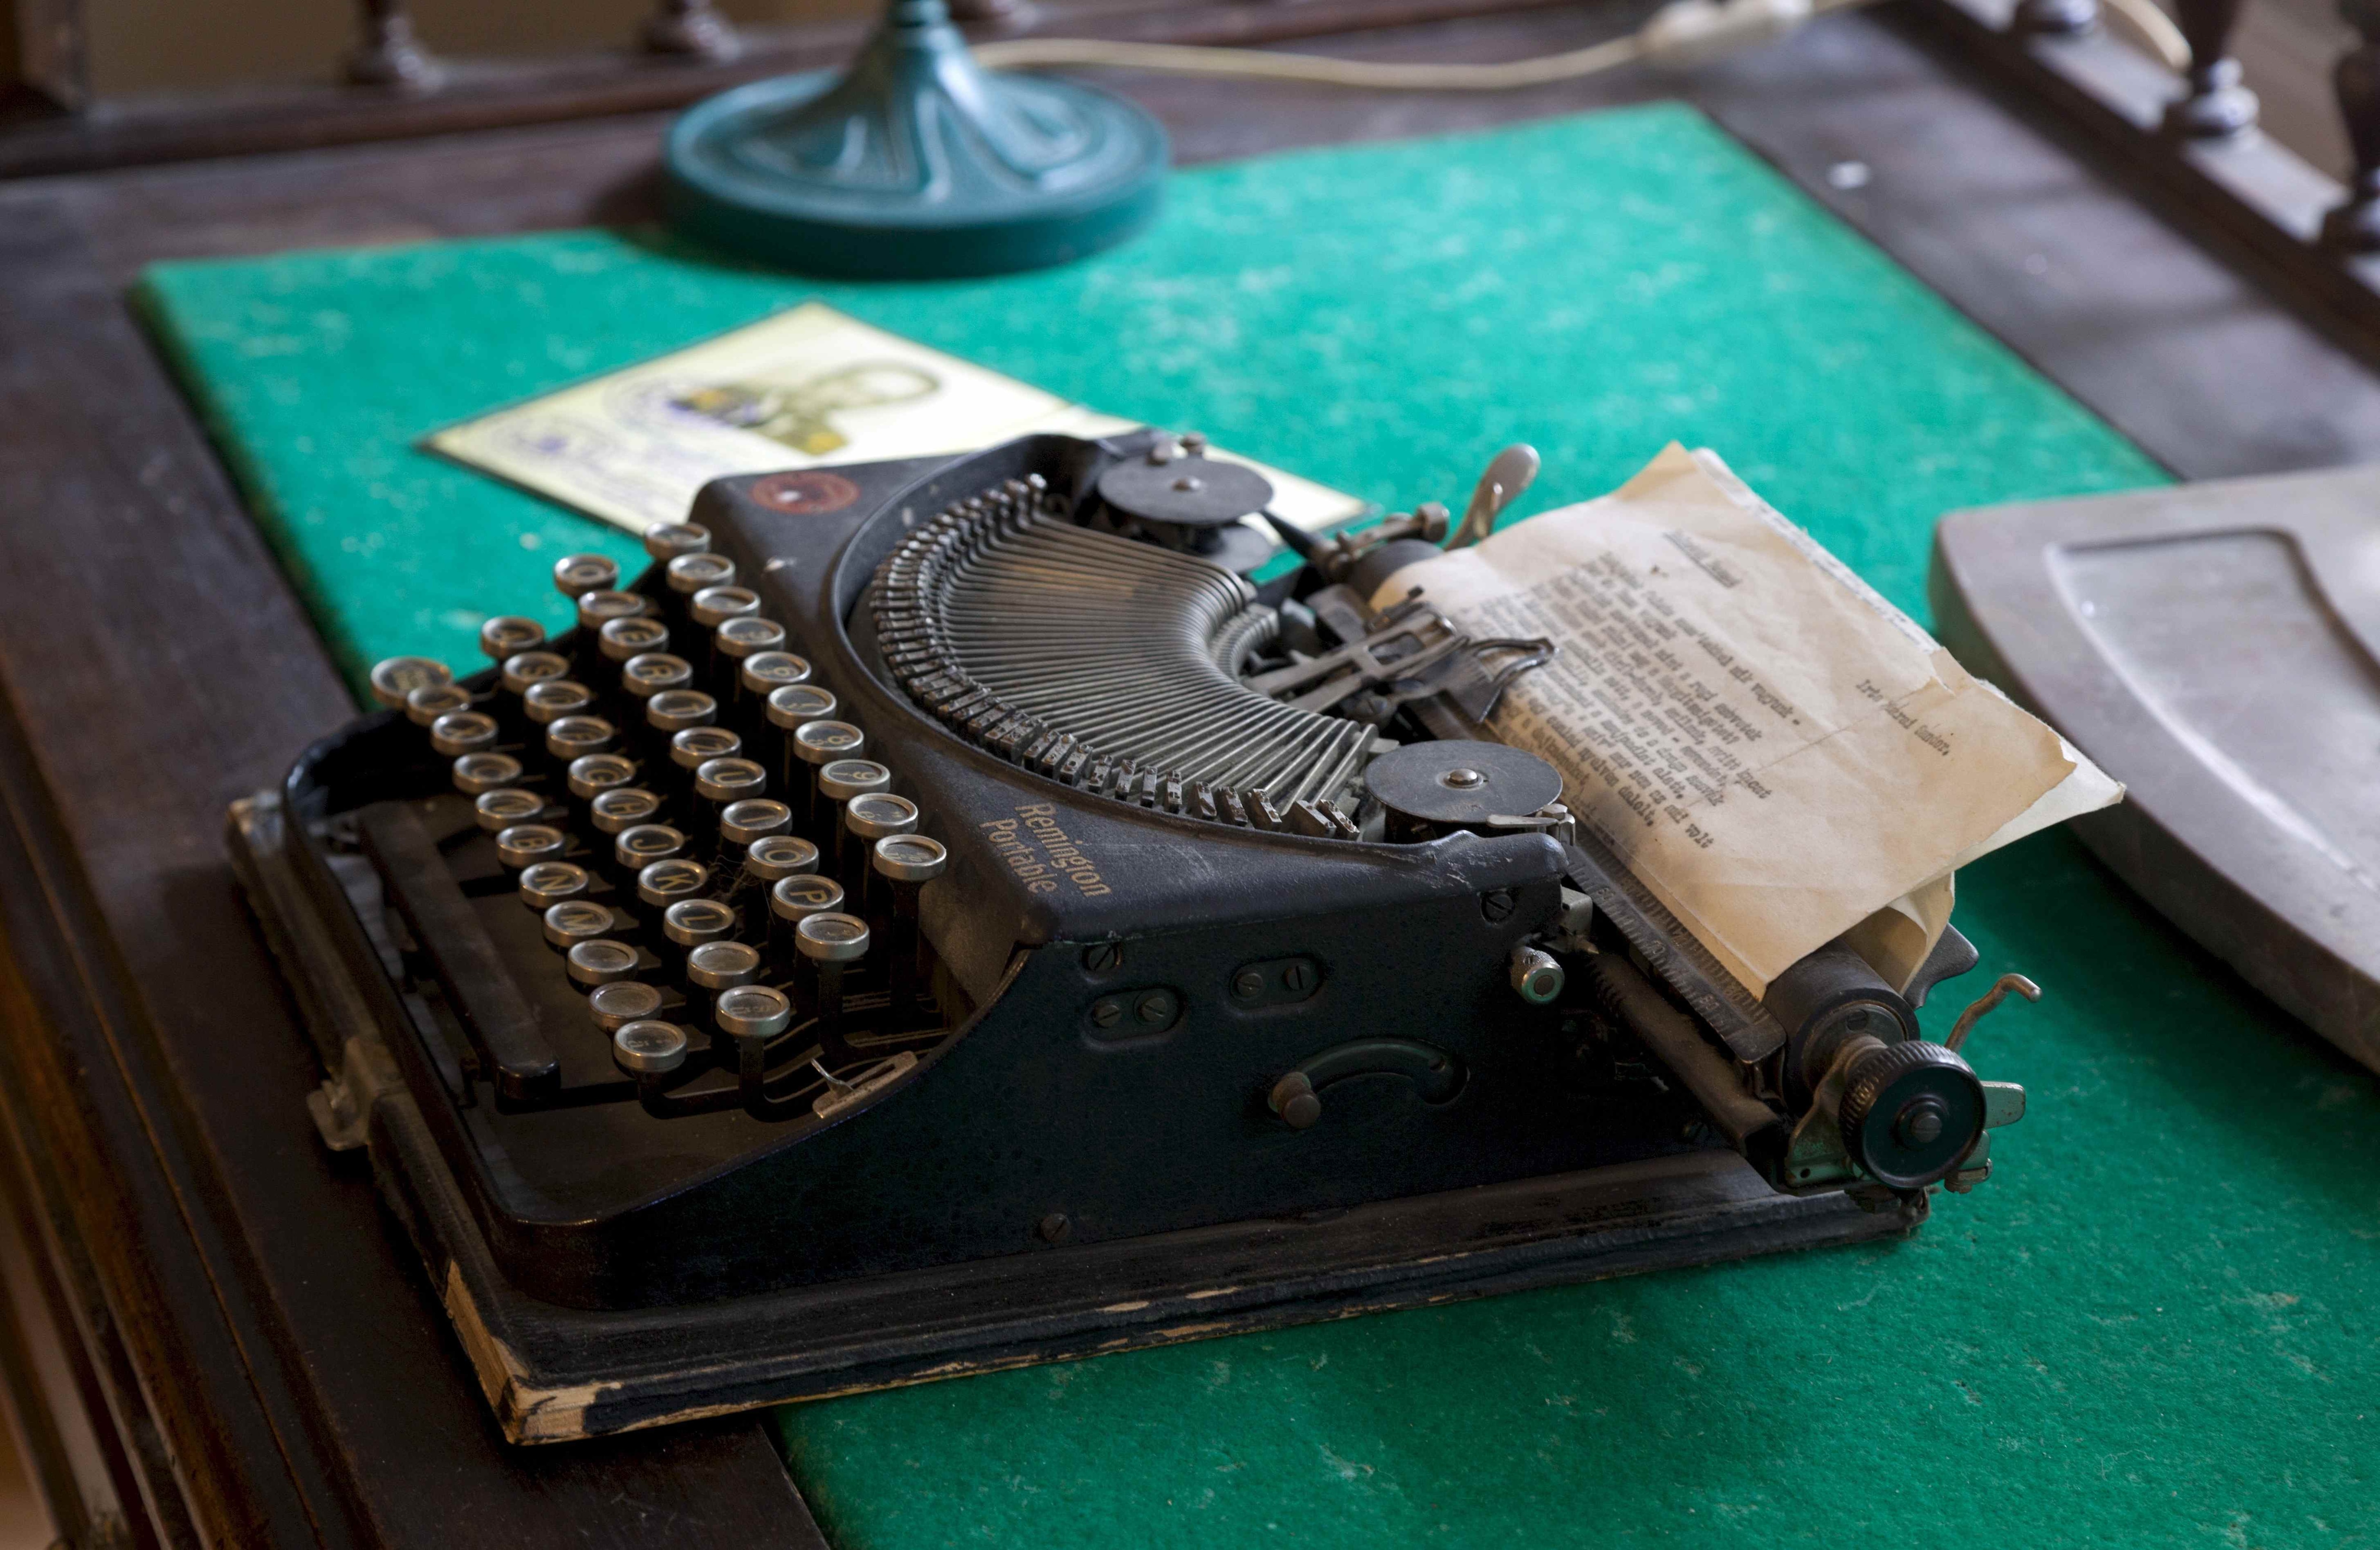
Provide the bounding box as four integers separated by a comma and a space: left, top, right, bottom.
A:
0, 7, 2373, 1542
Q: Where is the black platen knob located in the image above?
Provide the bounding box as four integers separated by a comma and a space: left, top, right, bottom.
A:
1836, 1040, 1987, 1192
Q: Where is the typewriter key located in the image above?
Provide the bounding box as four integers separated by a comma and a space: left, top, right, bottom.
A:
370, 656, 451, 709
643, 522, 709, 561
616, 824, 688, 873
542, 898, 615, 950
791, 718, 865, 831
714, 984, 792, 1061
873, 835, 948, 1025
589, 980, 665, 1033
566, 753, 637, 803
545, 715, 616, 762
663, 897, 737, 949
686, 941, 763, 993
764, 682, 835, 729
429, 710, 500, 758
621, 653, 694, 702
598, 615, 671, 665
767, 872, 842, 966
612, 1020, 687, 1080
671, 725, 741, 775
636, 857, 710, 910
645, 689, 716, 735
746, 835, 822, 884
817, 759, 891, 805
519, 861, 591, 912
796, 913, 871, 1034
499, 650, 569, 697
575, 590, 650, 634
720, 799, 792, 846
451, 751, 523, 795
741, 652, 812, 697
476, 787, 545, 832
521, 679, 595, 725
552, 553, 619, 599
695, 756, 767, 806
495, 824, 569, 871
566, 939, 640, 988
715, 616, 786, 663
666, 552, 736, 598
690, 584, 761, 630
480, 616, 546, 662
404, 682, 473, 727
590, 788, 664, 835
840, 792, 919, 898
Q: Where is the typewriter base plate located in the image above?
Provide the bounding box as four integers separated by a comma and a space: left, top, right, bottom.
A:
233, 789, 1921, 1446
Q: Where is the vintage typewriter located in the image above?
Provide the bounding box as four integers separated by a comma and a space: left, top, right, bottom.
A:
231, 429, 2030, 1443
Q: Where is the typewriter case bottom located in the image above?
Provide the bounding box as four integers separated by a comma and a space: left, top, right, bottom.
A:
235, 435, 1944, 1444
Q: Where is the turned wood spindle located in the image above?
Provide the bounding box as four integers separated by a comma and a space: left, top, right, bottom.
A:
346, 0, 442, 91
2161, 0, 2260, 139
644, 0, 744, 61
2322, 0, 2380, 251
2010, 0, 2100, 40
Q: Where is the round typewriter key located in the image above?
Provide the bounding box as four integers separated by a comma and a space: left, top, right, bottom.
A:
843, 793, 919, 841
479, 616, 546, 662
645, 689, 717, 735
370, 656, 451, 709
666, 552, 736, 596
797, 913, 870, 1030
553, 553, 620, 598
495, 824, 568, 871
476, 787, 545, 832
545, 715, 616, 761
747, 835, 822, 884
689, 585, 761, 630
451, 751, 523, 795
621, 652, 694, 701
720, 799, 792, 846
770, 873, 843, 923
499, 650, 569, 697
741, 652, 812, 696
589, 980, 665, 1033
644, 522, 709, 561
818, 759, 892, 805
429, 710, 500, 758
405, 682, 474, 727
873, 834, 948, 885
695, 756, 767, 805
599, 615, 671, 664
542, 898, 615, 950
567, 753, 637, 802
612, 1019, 688, 1076
687, 941, 762, 992
714, 984, 792, 1041
520, 862, 591, 912
794, 720, 864, 765
566, 939, 641, 988
715, 616, 786, 660
765, 683, 837, 730
637, 857, 710, 909
575, 589, 650, 632
671, 725, 742, 773
663, 897, 737, 948
590, 788, 663, 835
616, 823, 687, 870
521, 679, 595, 724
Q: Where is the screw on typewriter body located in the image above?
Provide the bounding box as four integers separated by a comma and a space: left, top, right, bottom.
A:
543, 898, 616, 954
544, 715, 617, 768
766, 685, 839, 798
521, 679, 595, 727
796, 913, 870, 1042
429, 710, 500, 759
1480, 889, 1518, 924
451, 751, 523, 796
715, 618, 788, 711
715, 984, 793, 1093
768, 872, 843, 981
636, 857, 710, 914
589, 980, 665, 1034
793, 720, 866, 835
612, 1019, 688, 1098
495, 824, 568, 871
517, 859, 589, 910
479, 616, 546, 663
369, 656, 451, 710
644, 522, 709, 561
840, 792, 918, 905
566, 938, 641, 988
476, 787, 545, 833
405, 682, 474, 727
553, 553, 619, 599
873, 835, 947, 1027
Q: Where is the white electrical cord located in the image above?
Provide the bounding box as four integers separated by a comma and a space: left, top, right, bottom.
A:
972, 0, 2192, 90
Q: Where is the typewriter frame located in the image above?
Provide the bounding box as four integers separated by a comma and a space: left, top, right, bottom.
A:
230, 437, 1923, 1445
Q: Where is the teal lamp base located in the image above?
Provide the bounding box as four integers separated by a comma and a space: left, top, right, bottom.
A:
664, 0, 1169, 278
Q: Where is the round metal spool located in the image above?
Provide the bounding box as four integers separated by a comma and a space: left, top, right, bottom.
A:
1364, 741, 1564, 838
1097, 452, 1275, 531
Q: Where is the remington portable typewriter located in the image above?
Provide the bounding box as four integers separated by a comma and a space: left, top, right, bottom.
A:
232, 429, 2029, 1443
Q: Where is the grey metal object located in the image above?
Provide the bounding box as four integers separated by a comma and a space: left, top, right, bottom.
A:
1932, 465, 2380, 1072
1448, 444, 1540, 550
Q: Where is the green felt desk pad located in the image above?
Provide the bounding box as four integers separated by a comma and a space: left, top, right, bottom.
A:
142, 104, 2380, 1547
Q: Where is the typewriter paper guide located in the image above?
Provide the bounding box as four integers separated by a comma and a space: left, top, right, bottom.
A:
1378, 444, 2122, 996
425, 300, 1364, 536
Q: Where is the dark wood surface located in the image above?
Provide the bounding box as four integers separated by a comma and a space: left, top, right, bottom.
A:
1, 5, 2378, 1543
